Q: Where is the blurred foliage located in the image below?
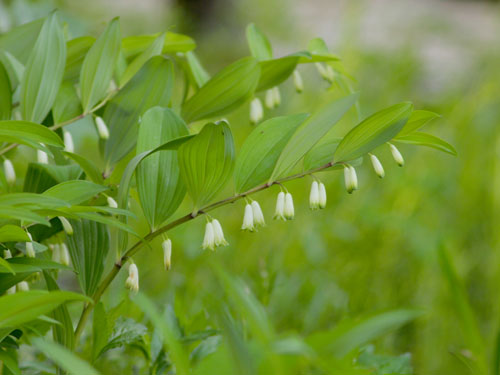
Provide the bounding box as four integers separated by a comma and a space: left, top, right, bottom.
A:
1, 0, 499, 374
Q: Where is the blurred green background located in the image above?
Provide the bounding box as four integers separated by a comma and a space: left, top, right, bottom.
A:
2, 0, 500, 373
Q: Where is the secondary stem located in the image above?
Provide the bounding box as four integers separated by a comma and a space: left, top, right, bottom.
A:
73, 160, 336, 342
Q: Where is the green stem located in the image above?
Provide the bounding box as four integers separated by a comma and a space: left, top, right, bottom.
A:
73, 160, 336, 342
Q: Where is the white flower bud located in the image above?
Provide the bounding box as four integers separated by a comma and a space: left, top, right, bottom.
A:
17, 281, 29, 292
272, 87, 281, 108
249, 98, 264, 125
125, 263, 139, 292
95, 116, 109, 140
25, 232, 35, 258
212, 219, 228, 246
162, 238, 172, 270
370, 154, 385, 178
265, 89, 275, 110
52, 243, 61, 263
202, 221, 216, 251
325, 65, 335, 82
251, 201, 265, 227
309, 181, 320, 210
107, 196, 118, 208
315, 63, 334, 82
3, 159, 16, 185
274, 192, 286, 221
4, 249, 12, 259
293, 70, 303, 93
241, 203, 255, 232
60, 243, 70, 266
59, 216, 73, 235
389, 144, 404, 167
318, 182, 327, 209
344, 166, 358, 194
284, 193, 294, 220
63, 130, 74, 153
37, 149, 48, 164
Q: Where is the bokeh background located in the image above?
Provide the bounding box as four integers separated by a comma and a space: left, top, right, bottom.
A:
2, 0, 500, 373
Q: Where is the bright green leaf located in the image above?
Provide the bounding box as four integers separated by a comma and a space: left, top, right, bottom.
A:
0, 225, 30, 243
396, 132, 457, 156
52, 81, 82, 123
43, 180, 108, 205
0, 121, 64, 151
257, 56, 299, 92
397, 110, 441, 137
246, 23, 273, 61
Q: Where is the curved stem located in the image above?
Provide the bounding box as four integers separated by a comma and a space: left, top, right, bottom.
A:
73, 160, 336, 342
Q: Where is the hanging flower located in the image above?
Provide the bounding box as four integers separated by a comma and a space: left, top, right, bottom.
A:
309, 181, 320, 210
370, 154, 385, 178
52, 243, 61, 263
318, 182, 327, 209
125, 263, 139, 292
3, 159, 16, 185
95, 116, 110, 139
17, 281, 29, 292
389, 144, 404, 166
293, 70, 304, 93
63, 130, 74, 153
284, 193, 295, 220
344, 165, 358, 194
265, 88, 275, 110
251, 200, 265, 227
249, 98, 264, 125
273, 191, 286, 221
212, 219, 228, 246
59, 216, 73, 235
37, 149, 48, 164
26, 232, 35, 258
107, 196, 118, 208
241, 203, 255, 232
162, 238, 172, 270
202, 221, 216, 251
60, 243, 70, 266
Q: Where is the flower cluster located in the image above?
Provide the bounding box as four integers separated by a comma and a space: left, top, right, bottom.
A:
202, 218, 228, 251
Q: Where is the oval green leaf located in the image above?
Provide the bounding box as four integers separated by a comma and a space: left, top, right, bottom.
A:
246, 23, 272, 61
395, 132, 457, 156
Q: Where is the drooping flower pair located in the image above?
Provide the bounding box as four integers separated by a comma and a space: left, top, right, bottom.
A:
241, 200, 266, 232
202, 218, 228, 251
265, 87, 281, 110
309, 181, 327, 210
274, 191, 294, 221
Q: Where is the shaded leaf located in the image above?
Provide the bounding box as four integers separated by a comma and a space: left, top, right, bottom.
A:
257, 56, 299, 92
246, 23, 272, 61
43, 180, 108, 205
0, 60, 11, 121
395, 132, 457, 156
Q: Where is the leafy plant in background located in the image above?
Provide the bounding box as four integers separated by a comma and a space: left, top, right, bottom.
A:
0, 11, 456, 375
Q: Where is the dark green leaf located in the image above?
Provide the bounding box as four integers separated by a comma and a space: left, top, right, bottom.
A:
23, 163, 83, 194
0, 60, 11, 121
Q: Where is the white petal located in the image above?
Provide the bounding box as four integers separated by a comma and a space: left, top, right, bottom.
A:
202, 222, 216, 250
272, 87, 281, 107
309, 181, 320, 210
390, 144, 404, 166
59, 216, 73, 235
284, 193, 294, 220
241, 204, 255, 231
37, 149, 48, 164
318, 183, 327, 209
162, 239, 172, 270
3, 159, 16, 185
251, 201, 265, 227
17, 281, 29, 292
52, 243, 61, 263
273, 192, 286, 220
250, 98, 263, 124
265, 89, 274, 109
107, 196, 118, 208
95, 116, 109, 140
60, 243, 70, 266
63, 130, 74, 153
212, 219, 228, 246
293, 70, 303, 93
370, 154, 385, 178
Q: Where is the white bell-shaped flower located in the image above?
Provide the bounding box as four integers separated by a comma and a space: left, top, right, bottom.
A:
95, 116, 110, 140
251, 201, 265, 227
3, 159, 16, 185
202, 221, 216, 251
60, 243, 70, 266
162, 238, 172, 270
125, 263, 139, 292
241, 203, 255, 232
293, 70, 303, 93
272, 87, 281, 108
17, 281, 29, 292
37, 149, 48, 164
309, 181, 320, 210
63, 130, 74, 153
52, 243, 61, 263
318, 182, 327, 209
25, 232, 35, 258
107, 196, 118, 208
284, 193, 294, 220
265, 89, 275, 110
212, 219, 228, 246
249, 98, 264, 125
59, 216, 73, 235
273, 191, 286, 221
6, 286, 16, 294
344, 166, 358, 194
370, 154, 385, 178
4, 249, 12, 259
389, 144, 404, 167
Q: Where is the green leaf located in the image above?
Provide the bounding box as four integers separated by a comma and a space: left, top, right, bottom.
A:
307, 309, 422, 358
79, 18, 121, 114
0, 290, 90, 329
271, 93, 359, 180
0, 60, 11, 121
0, 206, 50, 226
43, 271, 75, 350
119, 33, 164, 88
132, 293, 190, 375
181, 57, 261, 123
303, 137, 363, 171
65, 219, 110, 296
234, 114, 309, 193
103, 56, 174, 167
334, 102, 413, 162
43, 180, 108, 205
62, 151, 104, 184
115, 135, 194, 254
0, 225, 30, 243
92, 302, 109, 361
0, 50, 25, 91
23, 163, 83, 194
20, 12, 66, 123
52, 81, 82, 123
0, 193, 67, 208
136, 107, 188, 229
32, 338, 102, 375
246, 23, 272, 61
396, 132, 457, 156
122, 32, 195, 57
178, 122, 235, 210
185, 51, 210, 87
0, 258, 15, 274
397, 110, 441, 137
64, 36, 95, 82
97, 317, 147, 357
0, 350, 20, 375
257, 56, 299, 92
0, 18, 44, 64
0, 121, 64, 150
